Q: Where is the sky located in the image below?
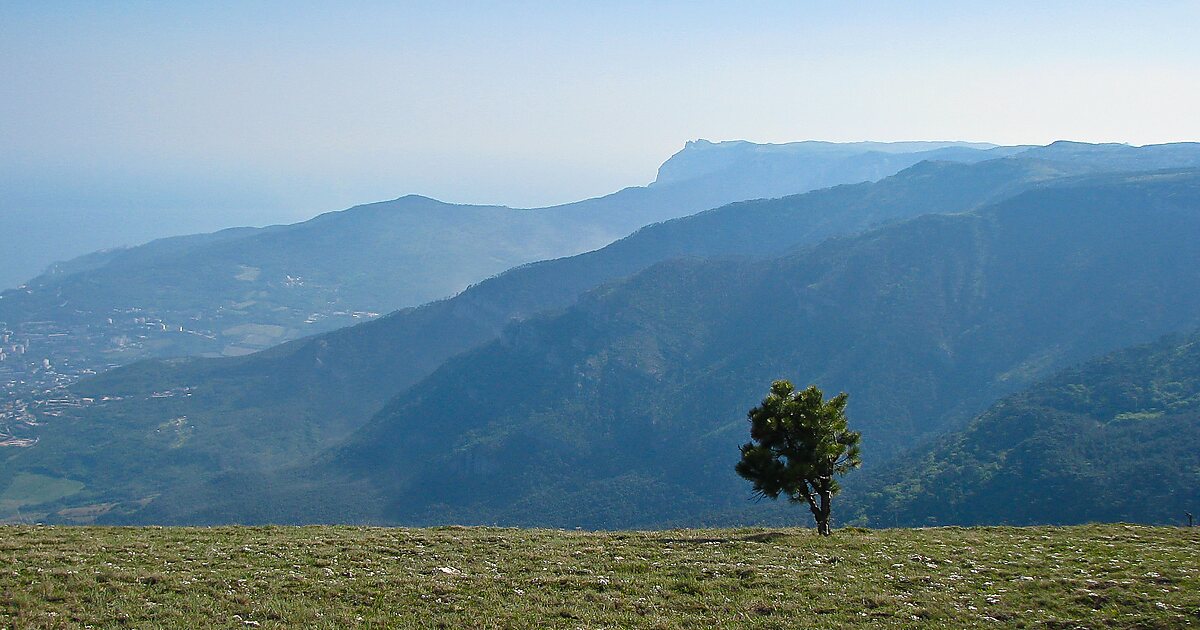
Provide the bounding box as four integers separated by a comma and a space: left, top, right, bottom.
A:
2, 1, 1199, 285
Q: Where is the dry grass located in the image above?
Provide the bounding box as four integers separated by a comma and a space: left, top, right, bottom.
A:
1, 524, 1198, 628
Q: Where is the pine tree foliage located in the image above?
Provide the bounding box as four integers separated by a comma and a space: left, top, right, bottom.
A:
736, 381, 862, 535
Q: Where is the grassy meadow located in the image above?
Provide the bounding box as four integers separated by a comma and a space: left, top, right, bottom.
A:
1, 524, 1197, 629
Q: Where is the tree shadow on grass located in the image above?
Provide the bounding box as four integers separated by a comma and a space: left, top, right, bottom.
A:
653, 531, 794, 545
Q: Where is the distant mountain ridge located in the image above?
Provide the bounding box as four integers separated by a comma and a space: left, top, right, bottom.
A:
1021, 140, 1200, 172
6, 142, 1200, 528
651, 140, 1006, 187
1, 153, 1070, 522
8, 162, 1200, 526
0, 141, 1007, 397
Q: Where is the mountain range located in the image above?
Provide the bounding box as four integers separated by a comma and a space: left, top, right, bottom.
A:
4, 143, 1200, 527
0, 140, 1016, 440
293, 169, 1200, 528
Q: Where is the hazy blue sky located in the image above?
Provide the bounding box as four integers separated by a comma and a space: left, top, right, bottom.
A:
3, 1, 1199, 225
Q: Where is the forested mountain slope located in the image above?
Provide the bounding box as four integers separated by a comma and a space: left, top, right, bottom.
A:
141, 171, 1200, 526
849, 331, 1200, 527
1, 155, 1068, 523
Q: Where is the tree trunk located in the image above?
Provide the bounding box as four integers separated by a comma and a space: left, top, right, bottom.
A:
816, 483, 833, 536
803, 492, 822, 532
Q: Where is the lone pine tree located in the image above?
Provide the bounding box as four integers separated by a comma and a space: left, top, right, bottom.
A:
736, 381, 862, 535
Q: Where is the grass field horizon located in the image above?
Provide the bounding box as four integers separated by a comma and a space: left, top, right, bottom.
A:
2, 523, 1197, 628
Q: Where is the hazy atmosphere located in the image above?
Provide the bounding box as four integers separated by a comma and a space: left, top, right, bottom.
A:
4, 2, 1200, 288
3, 4, 1200, 627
